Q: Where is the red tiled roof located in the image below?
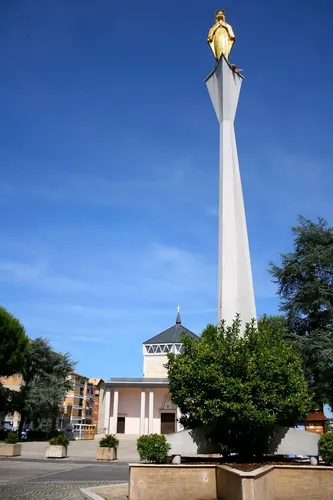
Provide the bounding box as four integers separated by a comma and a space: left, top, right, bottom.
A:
69, 371, 87, 378
304, 410, 327, 422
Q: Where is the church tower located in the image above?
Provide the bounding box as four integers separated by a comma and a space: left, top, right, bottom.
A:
142, 309, 199, 378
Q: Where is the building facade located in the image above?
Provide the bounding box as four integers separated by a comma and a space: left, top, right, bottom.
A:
88, 377, 106, 434
304, 411, 328, 435
0, 375, 23, 429
61, 372, 95, 427
103, 312, 199, 435
1, 373, 96, 431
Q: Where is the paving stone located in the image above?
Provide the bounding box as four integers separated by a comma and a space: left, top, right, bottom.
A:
0, 480, 125, 500
82, 483, 128, 500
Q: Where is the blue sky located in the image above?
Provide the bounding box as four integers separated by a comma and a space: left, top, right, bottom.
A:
1, 0, 332, 380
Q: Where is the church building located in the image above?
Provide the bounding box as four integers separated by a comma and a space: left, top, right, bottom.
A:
103, 311, 199, 435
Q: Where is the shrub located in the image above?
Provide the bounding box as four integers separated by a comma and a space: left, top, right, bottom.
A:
26, 429, 47, 441
137, 434, 171, 464
99, 434, 119, 448
5, 432, 19, 444
49, 432, 69, 447
319, 432, 333, 466
24, 429, 60, 441
167, 316, 311, 460
47, 429, 60, 440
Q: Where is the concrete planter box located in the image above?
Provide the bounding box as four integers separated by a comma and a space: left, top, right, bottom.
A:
129, 463, 333, 500
96, 446, 117, 461
129, 464, 217, 500
45, 445, 67, 459
0, 443, 21, 457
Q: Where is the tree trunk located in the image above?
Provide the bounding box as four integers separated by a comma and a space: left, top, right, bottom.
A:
51, 414, 57, 431
18, 414, 25, 437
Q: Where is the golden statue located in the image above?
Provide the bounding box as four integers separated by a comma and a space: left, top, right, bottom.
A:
207, 10, 235, 62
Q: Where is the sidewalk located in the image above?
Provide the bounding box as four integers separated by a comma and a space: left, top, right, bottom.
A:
19, 436, 140, 462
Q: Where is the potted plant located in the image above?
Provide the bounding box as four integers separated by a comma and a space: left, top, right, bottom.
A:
0, 432, 21, 457
45, 432, 69, 459
96, 434, 119, 461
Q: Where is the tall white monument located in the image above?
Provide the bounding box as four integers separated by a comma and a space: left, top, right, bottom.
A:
205, 10, 256, 327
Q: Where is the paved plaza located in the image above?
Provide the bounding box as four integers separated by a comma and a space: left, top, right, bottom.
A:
15, 435, 140, 462
0, 437, 138, 499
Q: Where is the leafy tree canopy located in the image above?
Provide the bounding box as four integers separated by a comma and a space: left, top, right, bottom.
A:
167, 316, 310, 459
269, 216, 333, 407
0, 306, 29, 377
257, 314, 289, 335
0, 306, 29, 414
13, 338, 75, 430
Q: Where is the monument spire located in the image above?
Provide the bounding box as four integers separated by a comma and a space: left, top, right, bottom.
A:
205, 10, 256, 329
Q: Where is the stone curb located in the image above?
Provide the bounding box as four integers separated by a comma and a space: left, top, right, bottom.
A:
80, 487, 104, 500
80, 483, 128, 500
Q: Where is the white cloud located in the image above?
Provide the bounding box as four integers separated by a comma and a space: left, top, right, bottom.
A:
69, 336, 109, 343
205, 206, 218, 217
0, 165, 192, 206
45, 304, 217, 319
0, 232, 277, 311
246, 149, 333, 222
0, 158, 217, 219
0, 258, 91, 293
149, 243, 215, 290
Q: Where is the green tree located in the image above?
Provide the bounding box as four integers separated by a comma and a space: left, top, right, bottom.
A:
0, 306, 29, 414
16, 338, 75, 432
269, 216, 333, 407
257, 314, 289, 336
0, 306, 29, 377
167, 316, 310, 460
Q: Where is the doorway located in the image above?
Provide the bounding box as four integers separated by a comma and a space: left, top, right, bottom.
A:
117, 416, 125, 433
160, 412, 175, 434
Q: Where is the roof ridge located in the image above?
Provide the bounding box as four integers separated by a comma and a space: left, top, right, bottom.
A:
143, 322, 199, 345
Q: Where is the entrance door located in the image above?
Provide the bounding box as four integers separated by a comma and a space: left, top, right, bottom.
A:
160, 413, 175, 434
117, 417, 125, 433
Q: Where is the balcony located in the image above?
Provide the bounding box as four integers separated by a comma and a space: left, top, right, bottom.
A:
66, 393, 85, 399
70, 383, 86, 390
71, 410, 83, 418
83, 395, 94, 400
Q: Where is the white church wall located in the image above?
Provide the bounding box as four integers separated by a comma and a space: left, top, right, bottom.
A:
143, 355, 168, 378
166, 425, 320, 457
118, 387, 141, 435
103, 386, 111, 433
144, 391, 149, 434
153, 388, 170, 434
97, 382, 106, 434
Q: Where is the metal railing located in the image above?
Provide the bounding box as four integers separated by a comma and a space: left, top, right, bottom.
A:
72, 423, 96, 440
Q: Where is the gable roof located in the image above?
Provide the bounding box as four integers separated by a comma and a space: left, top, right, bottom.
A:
304, 410, 327, 422
143, 312, 199, 345
88, 377, 104, 386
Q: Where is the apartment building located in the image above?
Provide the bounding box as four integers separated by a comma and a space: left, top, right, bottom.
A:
88, 378, 106, 434
0, 375, 23, 429
61, 372, 95, 427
